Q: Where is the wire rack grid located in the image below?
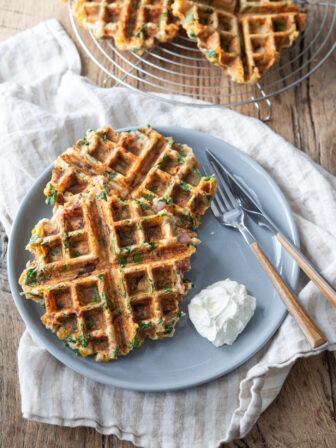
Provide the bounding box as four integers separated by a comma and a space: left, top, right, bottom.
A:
68, 0, 336, 121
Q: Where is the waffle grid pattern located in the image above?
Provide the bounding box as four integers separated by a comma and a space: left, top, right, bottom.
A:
172, 0, 306, 83
21, 195, 198, 360
21, 127, 216, 361
240, 12, 305, 80
239, 0, 300, 14
45, 126, 216, 229
72, 0, 180, 53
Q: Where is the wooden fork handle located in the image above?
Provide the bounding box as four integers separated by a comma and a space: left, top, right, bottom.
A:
275, 232, 336, 308
250, 241, 327, 349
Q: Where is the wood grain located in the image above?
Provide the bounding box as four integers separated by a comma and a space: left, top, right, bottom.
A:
0, 0, 335, 447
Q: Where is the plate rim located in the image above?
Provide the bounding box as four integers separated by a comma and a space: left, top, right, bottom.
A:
7, 125, 300, 391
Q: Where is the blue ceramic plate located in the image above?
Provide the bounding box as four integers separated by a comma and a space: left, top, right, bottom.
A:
8, 126, 299, 391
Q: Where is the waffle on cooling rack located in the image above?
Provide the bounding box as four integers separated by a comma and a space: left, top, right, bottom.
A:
72, 0, 180, 53
20, 126, 217, 361
172, 1, 245, 82
173, 0, 306, 83
69, 0, 306, 84
44, 126, 217, 229
238, 0, 301, 14
239, 11, 306, 82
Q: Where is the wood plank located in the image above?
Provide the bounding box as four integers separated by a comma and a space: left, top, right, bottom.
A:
0, 0, 335, 447
224, 353, 336, 448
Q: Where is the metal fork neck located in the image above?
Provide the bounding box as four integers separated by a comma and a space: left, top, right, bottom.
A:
238, 224, 256, 246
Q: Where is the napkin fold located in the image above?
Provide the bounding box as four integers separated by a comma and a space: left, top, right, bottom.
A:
1, 20, 336, 448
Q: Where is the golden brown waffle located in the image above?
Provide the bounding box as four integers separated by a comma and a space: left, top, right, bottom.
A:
239, 0, 300, 14
44, 126, 217, 229
172, 0, 244, 82
21, 126, 216, 360
72, 0, 180, 54
19, 194, 199, 361
240, 12, 306, 81
172, 0, 306, 83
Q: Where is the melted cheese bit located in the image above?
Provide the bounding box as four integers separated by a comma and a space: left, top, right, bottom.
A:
188, 279, 256, 347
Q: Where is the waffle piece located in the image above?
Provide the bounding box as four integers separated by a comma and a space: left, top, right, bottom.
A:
44, 126, 217, 229
172, 0, 245, 83
240, 12, 306, 81
173, 0, 306, 83
239, 0, 301, 14
19, 195, 199, 361
72, 0, 180, 54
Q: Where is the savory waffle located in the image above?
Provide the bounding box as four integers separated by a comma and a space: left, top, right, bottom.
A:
44, 126, 217, 229
172, 0, 244, 82
72, 0, 180, 53
19, 194, 199, 361
239, 0, 300, 14
240, 12, 306, 81
172, 0, 306, 83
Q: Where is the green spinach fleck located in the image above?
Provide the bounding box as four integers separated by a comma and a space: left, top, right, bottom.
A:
164, 325, 174, 335
97, 132, 108, 143
29, 234, 41, 245
159, 196, 172, 204
97, 190, 108, 201
132, 253, 142, 264
64, 336, 76, 344
25, 268, 38, 286
118, 256, 127, 267
129, 334, 140, 349
138, 321, 153, 331
185, 12, 195, 22
143, 193, 155, 201
206, 50, 218, 60
78, 137, 88, 146
45, 183, 58, 206
202, 175, 214, 181
177, 154, 185, 164
180, 182, 191, 192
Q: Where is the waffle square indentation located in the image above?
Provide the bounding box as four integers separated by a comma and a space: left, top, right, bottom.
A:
69, 234, 90, 258
45, 240, 63, 263
77, 282, 101, 306
83, 308, 105, 331
116, 224, 137, 247
64, 208, 85, 231
143, 221, 163, 242
131, 298, 153, 321
111, 202, 131, 221
125, 271, 151, 296
152, 266, 173, 290
50, 287, 73, 311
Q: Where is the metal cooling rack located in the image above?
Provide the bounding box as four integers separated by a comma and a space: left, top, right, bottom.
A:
68, 0, 336, 121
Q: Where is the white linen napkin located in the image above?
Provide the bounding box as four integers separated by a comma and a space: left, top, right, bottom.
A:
1, 20, 336, 448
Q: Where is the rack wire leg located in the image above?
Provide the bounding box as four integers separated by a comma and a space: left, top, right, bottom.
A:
251, 83, 273, 122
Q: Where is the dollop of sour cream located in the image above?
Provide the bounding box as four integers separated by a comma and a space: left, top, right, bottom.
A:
188, 279, 256, 347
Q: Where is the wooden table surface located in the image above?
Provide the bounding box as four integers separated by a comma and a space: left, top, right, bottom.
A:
1, 1, 336, 447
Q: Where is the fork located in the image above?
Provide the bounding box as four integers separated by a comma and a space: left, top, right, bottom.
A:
204, 162, 327, 349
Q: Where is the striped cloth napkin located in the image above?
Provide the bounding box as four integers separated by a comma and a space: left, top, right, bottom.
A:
1, 20, 336, 448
